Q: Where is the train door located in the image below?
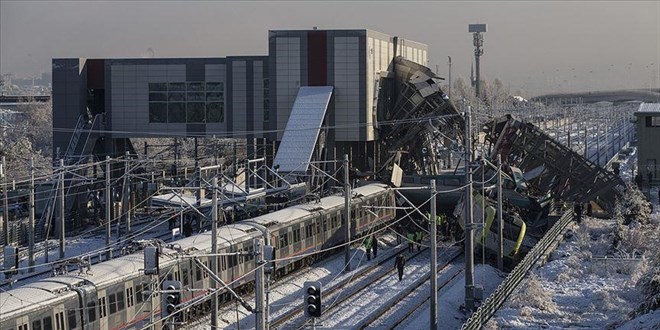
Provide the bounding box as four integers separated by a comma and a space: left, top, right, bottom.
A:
13, 315, 28, 330
53, 305, 66, 330
124, 281, 136, 327
97, 289, 109, 330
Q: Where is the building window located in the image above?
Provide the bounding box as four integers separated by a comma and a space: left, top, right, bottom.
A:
148, 81, 224, 124
263, 78, 270, 122
649, 116, 660, 127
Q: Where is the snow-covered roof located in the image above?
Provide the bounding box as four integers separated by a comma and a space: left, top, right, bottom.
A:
635, 102, 660, 114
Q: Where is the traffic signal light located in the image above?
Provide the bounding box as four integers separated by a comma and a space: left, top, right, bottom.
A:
304, 281, 322, 318
161, 281, 181, 319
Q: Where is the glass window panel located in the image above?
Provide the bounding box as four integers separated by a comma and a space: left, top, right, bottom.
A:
187, 82, 204, 91
207, 102, 224, 123
206, 92, 224, 101
43, 317, 53, 330
149, 92, 167, 102
87, 301, 96, 322
68, 310, 77, 329
187, 102, 205, 122
149, 83, 167, 91
206, 82, 223, 91
108, 293, 117, 314
32, 321, 42, 330
168, 92, 186, 102
149, 103, 167, 123
168, 103, 186, 123
136, 285, 143, 303
187, 92, 205, 102
117, 291, 125, 311
168, 82, 185, 91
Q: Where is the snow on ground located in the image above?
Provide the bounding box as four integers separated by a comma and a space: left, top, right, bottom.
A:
487, 146, 660, 329
398, 264, 505, 330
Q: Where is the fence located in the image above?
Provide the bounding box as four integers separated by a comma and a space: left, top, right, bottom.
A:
461, 210, 574, 329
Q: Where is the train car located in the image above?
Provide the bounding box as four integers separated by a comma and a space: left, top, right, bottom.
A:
454, 192, 529, 259
0, 183, 395, 330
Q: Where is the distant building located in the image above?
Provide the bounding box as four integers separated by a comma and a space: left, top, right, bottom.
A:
52, 29, 428, 169
634, 103, 660, 182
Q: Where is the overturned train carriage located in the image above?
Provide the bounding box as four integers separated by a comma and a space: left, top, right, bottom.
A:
1, 183, 395, 330
376, 56, 464, 176
483, 115, 624, 215
454, 192, 530, 261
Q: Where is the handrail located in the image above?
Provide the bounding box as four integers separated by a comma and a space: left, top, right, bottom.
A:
460, 210, 574, 330
63, 115, 86, 159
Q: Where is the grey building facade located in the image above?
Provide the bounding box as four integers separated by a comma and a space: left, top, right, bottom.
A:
634, 103, 660, 183
52, 29, 428, 168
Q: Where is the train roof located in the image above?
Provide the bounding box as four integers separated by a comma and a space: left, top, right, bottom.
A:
175, 223, 261, 253
0, 286, 77, 320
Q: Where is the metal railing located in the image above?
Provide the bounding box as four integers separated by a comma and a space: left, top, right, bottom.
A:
461, 210, 574, 330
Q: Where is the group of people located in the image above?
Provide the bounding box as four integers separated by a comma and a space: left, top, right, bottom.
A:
406, 230, 424, 253
362, 234, 379, 260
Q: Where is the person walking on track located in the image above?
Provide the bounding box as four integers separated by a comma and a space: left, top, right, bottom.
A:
395, 253, 406, 281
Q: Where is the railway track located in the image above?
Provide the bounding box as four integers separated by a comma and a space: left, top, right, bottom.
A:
270, 244, 462, 330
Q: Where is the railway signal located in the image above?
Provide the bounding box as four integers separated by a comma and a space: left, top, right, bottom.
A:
161, 280, 181, 319
304, 281, 322, 318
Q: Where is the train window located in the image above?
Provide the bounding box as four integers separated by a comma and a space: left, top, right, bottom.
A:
108, 293, 117, 314
117, 291, 125, 311
56, 311, 65, 330
126, 288, 134, 307
322, 220, 327, 232
99, 297, 107, 318
305, 224, 312, 238
167, 273, 173, 281
43, 316, 53, 330
182, 269, 189, 286
175, 271, 180, 281
221, 256, 227, 271
204, 261, 210, 277
136, 284, 144, 303
67, 310, 77, 329
32, 320, 42, 330
279, 233, 288, 247
196, 265, 202, 281
293, 228, 301, 243
316, 223, 321, 235
88, 301, 97, 322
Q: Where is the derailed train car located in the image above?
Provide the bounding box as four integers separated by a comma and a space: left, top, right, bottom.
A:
1, 183, 395, 330
454, 191, 532, 261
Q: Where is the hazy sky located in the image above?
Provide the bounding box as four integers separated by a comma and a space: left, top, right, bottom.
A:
1, 1, 658, 95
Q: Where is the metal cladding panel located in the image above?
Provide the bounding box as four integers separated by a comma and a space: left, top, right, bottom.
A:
273, 86, 333, 173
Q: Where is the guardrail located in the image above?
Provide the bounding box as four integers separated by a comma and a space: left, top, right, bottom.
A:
461, 210, 574, 330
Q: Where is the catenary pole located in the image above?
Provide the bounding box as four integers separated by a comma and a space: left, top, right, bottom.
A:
105, 156, 111, 260
59, 159, 65, 259
255, 238, 266, 330
344, 154, 351, 272
2, 156, 8, 246
464, 105, 475, 311
430, 179, 438, 329
497, 154, 504, 271
211, 177, 219, 329
28, 157, 35, 272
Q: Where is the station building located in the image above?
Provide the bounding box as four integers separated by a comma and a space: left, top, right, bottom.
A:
634, 103, 660, 183
52, 29, 429, 170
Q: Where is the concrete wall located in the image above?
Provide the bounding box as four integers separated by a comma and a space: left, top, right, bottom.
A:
636, 112, 660, 180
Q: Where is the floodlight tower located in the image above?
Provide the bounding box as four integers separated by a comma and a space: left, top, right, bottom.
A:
469, 24, 487, 98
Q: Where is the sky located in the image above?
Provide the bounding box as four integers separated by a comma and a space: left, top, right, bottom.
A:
1, 0, 659, 96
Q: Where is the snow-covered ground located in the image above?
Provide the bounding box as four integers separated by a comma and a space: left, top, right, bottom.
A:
487, 147, 660, 329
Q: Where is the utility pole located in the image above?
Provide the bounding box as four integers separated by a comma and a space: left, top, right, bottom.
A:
211, 177, 219, 329
343, 154, 351, 272
464, 106, 475, 311
497, 155, 504, 271
429, 179, 438, 329
448, 56, 452, 100
28, 157, 35, 272
255, 238, 266, 330
59, 159, 65, 259
2, 156, 8, 246
105, 156, 111, 260
124, 151, 131, 235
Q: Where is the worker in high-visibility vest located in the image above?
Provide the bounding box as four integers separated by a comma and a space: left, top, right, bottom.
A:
415, 230, 423, 252
406, 231, 415, 253
363, 235, 373, 260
